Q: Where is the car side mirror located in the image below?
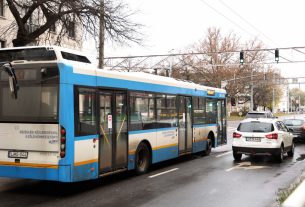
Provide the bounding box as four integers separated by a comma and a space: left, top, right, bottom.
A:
289, 128, 294, 132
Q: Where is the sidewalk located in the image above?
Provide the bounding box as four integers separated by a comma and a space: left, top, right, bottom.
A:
282, 175, 305, 207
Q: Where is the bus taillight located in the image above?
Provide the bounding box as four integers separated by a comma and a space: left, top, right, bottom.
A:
60, 126, 66, 158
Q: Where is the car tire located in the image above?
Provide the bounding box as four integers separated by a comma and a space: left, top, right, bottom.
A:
287, 142, 295, 157
233, 151, 242, 161
275, 146, 284, 163
135, 142, 151, 175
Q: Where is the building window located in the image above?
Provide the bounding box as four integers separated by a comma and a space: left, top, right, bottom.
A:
0, 0, 4, 17
0, 40, 5, 48
67, 21, 75, 38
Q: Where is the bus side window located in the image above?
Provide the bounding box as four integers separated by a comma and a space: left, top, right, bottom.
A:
75, 88, 97, 136
129, 92, 156, 131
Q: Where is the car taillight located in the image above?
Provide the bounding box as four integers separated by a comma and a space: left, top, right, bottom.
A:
303, 126, 305, 130
265, 133, 278, 139
233, 132, 242, 138
60, 126, 66, 158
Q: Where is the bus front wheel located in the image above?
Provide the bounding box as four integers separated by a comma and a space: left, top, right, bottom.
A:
135, 142, 151, 175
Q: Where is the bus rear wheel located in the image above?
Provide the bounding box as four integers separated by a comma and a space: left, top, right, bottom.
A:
202, 137, 212, 156
135, 142, 151, 175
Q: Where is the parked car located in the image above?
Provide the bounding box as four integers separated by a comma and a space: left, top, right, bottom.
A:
283, 118, 305, 141
232, 118, 294, 162
245, 111, 276, 119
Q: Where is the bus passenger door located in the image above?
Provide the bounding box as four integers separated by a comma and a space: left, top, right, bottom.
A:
217, 100, 226, 145
99, 90, 128, 173
178, 96, 193, 154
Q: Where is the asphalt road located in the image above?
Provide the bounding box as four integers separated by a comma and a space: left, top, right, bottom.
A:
0, 117, 305, 207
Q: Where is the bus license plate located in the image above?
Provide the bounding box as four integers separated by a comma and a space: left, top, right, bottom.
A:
246, 137, 261, 142
8, 151, 28, 159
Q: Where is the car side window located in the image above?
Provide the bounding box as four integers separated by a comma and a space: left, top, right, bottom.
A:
276, 122, 287, 132
276, 122, 285, 131
280, 122, 288, 132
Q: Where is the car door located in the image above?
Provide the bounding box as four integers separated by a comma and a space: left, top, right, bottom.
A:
279, 121, 291, 147
280, 122, 293, 146
275, 122, 287, 145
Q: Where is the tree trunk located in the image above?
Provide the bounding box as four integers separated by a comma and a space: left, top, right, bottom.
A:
98, 0, 105, 69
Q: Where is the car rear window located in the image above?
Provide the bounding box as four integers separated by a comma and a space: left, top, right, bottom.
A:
245, 113, 267, 118
283, 119, 304, 126
238, 122, 274, 133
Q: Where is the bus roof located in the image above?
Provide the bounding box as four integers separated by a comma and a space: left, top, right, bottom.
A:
0, 46, 226, 96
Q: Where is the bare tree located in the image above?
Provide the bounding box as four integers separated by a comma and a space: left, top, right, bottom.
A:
1, 0, 142, 50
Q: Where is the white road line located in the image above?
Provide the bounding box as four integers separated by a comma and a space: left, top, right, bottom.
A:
216, 151, 232, 158
148, 168, 179, 178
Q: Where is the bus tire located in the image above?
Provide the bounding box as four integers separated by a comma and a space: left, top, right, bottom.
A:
135, 142, 151, 175
202, 136, 212, 156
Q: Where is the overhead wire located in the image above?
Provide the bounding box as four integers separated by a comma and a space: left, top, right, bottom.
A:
217, 0, 293, 62
199, 0, 293, 62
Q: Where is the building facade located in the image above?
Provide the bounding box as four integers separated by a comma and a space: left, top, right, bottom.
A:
0, 1, 82, 49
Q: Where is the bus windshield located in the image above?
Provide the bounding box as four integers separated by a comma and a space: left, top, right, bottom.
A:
0, 65, 59, 123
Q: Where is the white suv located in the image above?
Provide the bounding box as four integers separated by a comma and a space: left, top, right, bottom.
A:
232, 118, 294, 162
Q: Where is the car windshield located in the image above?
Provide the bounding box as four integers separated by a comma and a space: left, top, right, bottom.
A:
283, 119, 304, 126
238, 122, 274, 133
246, 113, 267, 118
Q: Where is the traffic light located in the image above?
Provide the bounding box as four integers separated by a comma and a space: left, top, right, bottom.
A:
231, 97, 236, 106
275, 48, 279, 63
240, 51, 244, 64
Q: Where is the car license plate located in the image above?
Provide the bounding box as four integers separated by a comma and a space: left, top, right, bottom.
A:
246, 137, 261, 142
8, 151, 28, 159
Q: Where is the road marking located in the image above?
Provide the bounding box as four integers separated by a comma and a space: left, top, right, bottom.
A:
148, 168, 179, 178
216, 151, 232, 158
225, 161, 271, 172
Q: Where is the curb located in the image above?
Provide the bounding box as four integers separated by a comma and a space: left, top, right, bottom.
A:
282, 179, 305, 207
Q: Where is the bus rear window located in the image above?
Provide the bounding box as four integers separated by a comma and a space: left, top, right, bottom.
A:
0, 48, 57, 62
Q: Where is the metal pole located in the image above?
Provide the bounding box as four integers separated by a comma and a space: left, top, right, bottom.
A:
250, 70, 253, 111
287, 85, 290, 114
299, 83, 301, 112
272, 72, 275, 113
272, 88, 275, 113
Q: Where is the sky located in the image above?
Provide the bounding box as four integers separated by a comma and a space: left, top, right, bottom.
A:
85, 0, 305, 82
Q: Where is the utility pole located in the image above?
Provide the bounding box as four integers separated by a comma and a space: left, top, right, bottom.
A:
299, 83, 301, 112
272, 73, 275, 113
250, 69, 254, 111
98, 0, 105, 69
287, 85, 290, 114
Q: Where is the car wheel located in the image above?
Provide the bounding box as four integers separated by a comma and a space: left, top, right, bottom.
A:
275, 146, 284, 163
233, 151, 242, 161
135, 142, 151, 175
287, 142, 295, 157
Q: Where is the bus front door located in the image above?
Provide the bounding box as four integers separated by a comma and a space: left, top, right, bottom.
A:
99, 90, 128, 173
178, 96, 193, 154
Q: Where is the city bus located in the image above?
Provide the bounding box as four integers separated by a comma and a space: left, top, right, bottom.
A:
0, 46, 227, 182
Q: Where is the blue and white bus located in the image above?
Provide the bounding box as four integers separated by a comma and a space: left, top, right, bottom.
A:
0, 46, 227, 182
